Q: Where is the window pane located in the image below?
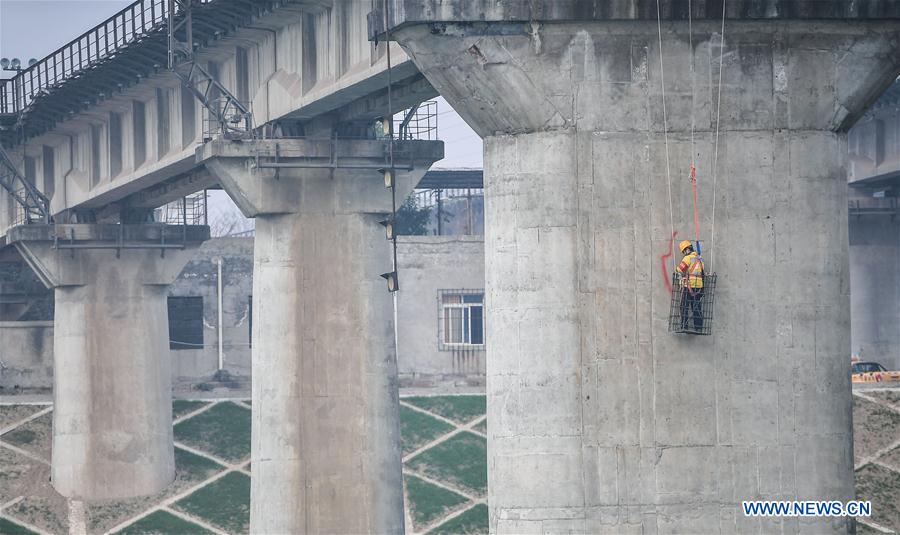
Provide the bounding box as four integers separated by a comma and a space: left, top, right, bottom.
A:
443, 312, 451, 343
443, 294, 461, 305
168, 296, 203, 350
448, 307, 463, 343
463, 293, 483, 304
471, 306, 484, 345
463, 308, 470, 343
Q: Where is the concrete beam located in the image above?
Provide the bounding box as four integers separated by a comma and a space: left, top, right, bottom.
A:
388, 16, 900, 534
10, 224, 208, 500
197, 137, 444, 216
370, 0, 900, 37
202, 138, 442, 534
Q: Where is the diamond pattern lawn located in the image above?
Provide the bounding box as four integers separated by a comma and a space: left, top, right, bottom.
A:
428, 504, 489, 534
866, 390, 900, 411
853, 397, 900, 464
174, 471, 251, 534
407, 432, 487, 497
0, 447, 43, 503
0, 391, 891, 535
405, 474, 469, 530
1, 412, 52, 460
404, 396, 486, 425
87, 447, 225, 534
173, 400, 210, 419
114, 510, 215, 535
0, 406, 46, 431
5, 492, 68, 535
174, 402, 251, 463
0, 517, 38, 535
472, 418, 486, 435
880, 445, 900, 472
856, 463, 900, 530
401, 405, 454, 456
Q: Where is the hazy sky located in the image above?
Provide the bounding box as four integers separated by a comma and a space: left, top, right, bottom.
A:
0, 0, 483, 169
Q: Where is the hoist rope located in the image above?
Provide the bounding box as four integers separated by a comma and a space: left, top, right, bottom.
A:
656, 0, 677, 273
688, 0, 701, 245
709, 0, 726, 271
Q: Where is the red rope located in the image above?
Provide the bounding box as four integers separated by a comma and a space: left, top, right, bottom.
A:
659, 231, 678, 294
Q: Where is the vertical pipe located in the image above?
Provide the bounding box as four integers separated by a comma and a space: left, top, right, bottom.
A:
217, 256, 224, 371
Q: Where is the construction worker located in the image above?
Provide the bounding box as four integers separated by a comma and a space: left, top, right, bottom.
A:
677, 240, 704, 332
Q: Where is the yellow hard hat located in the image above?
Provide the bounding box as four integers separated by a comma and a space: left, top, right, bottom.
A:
678, 240, 692, 253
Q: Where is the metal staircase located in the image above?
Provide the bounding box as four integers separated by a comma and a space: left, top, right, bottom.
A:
0, 143, 50, 225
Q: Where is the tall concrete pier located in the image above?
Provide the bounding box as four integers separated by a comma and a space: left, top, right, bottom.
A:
200, 138, 442, 533
377, 2, 900, 532
9, 224, 207, 500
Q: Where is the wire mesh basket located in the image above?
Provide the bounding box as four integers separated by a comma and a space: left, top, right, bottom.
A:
668, 272, 717, 335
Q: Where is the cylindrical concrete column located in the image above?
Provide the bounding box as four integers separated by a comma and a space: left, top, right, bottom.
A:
849, 215, 900, 370
250, 209, 403, 534
391, 16, 900, 533
52, 270, 174, 499
201, 139, 443, 534
13, 227, 207, 500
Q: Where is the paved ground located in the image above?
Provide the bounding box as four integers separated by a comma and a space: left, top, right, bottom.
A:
0, 389, 897, 534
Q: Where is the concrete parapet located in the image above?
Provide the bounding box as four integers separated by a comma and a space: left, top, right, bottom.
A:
10, 224, 208, 500
202, 138, 442, 534
388, 15, 900, 534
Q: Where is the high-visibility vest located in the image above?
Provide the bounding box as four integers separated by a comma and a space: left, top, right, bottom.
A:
678, 252, 704, 289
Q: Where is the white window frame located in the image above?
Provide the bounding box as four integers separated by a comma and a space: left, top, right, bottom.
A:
439, 290, 484, 349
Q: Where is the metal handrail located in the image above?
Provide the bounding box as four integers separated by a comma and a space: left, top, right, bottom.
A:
0, 0, 174, 115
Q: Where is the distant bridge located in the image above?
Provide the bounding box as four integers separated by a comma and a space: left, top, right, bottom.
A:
0, 0, 437, 233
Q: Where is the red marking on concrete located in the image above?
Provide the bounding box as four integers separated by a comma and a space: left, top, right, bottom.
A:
660, 231, 678, 294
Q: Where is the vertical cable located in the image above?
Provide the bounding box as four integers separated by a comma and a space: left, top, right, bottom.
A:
656, 0, 677, 272
688, 0, 700, 245
710, 0, 726, 271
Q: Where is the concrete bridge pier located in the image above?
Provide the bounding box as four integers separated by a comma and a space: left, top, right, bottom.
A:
200, 138, 442, 534
384, 8, 900, 533
9, 224, 208, 500
849, 213, 900, 370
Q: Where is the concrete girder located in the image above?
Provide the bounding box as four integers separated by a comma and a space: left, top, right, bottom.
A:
8, 223, 209, 500
200, 138, 442, 534
386, 14, 900, 535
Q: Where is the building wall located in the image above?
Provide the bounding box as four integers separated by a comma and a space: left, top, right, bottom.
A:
396, 235, 486, 388
0, 321, 53, 390
168, 237, 254, 385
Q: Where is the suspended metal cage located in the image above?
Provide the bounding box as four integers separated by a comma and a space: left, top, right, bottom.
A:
668, 272, 717, 336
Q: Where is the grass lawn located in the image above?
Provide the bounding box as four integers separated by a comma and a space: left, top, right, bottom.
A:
472, 418, 486, 434
174, 402, 251, 463
400, 406, 454, 455
0, 406, 45, 431
114, 510, 214, 535
867, 390, 900, 411
856, 463, 900, 530
404, 474, 468, 530
88, 448, 225, 533
0, 517, 38, 535
428, 504, 489, 534
1, 412, 52, 460
407, 432, 487, 497
173, 401, 210, 420
404, 396, 486, 425
173, 472, 251, 534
